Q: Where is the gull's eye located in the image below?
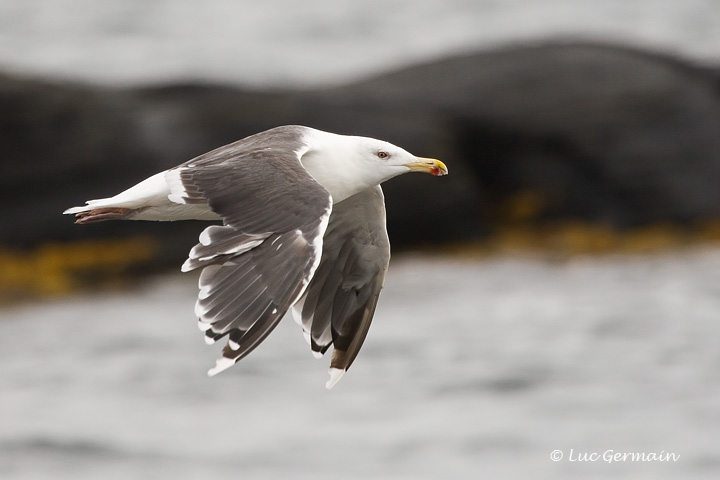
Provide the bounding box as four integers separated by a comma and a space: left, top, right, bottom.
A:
377, 151, 389, 159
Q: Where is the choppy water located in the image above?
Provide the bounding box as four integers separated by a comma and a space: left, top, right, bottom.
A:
0, 0, 718, 87
1, 249, 719, 479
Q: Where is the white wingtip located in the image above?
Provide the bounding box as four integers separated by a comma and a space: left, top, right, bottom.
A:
207, 356, 235, 377
312, 351, 324, 359
197, 320, 212, 332
194, 300, 208, 318
325, 368, 346, 389
228, 339, 240, 351
204, 335, 216, 345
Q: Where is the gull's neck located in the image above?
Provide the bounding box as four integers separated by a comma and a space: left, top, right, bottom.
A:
298, 128, 377, 203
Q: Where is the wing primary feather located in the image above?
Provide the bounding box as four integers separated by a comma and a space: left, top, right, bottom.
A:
294, 187, 390, 386
176, 128, 401, 386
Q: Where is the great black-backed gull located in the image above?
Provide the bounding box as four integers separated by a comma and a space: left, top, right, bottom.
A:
64, 125, 448, 388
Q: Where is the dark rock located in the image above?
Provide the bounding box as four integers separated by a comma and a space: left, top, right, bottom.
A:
333, 41, 720, 228
3, 40, 720, 269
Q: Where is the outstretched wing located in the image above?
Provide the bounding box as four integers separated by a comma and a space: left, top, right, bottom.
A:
171, 127, 333, 375
291, 186, 391, 388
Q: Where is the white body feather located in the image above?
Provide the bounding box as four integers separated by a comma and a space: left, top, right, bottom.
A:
63, 127, 417, 219
63, 171, 220, 221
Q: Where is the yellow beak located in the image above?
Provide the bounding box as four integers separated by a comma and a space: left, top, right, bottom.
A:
406, 157, 448, 176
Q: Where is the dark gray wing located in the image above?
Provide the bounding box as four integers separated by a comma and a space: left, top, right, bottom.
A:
291, 186, 391, 388
172, 127, 333, 376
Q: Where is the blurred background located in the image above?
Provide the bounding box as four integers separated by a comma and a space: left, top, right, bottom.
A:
1, 1, 720, 478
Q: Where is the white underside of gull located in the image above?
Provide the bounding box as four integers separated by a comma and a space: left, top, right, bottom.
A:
63, 170, 221, 221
